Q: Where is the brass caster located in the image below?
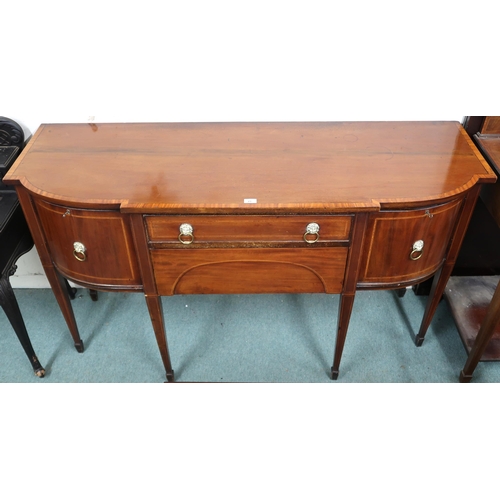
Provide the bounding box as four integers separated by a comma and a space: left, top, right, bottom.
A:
415, 335, 424, 347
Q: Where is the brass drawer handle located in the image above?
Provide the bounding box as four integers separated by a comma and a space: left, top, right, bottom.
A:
410, 240, 424, 260
178, 223, 194, 245
73, 242, 87, 261
304, 222, 320, 244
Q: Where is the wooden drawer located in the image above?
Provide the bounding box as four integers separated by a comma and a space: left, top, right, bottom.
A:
358, 199, 463, 286
34, 199, 141, 287
151, 247, 348, 295
146, 215, 352, 245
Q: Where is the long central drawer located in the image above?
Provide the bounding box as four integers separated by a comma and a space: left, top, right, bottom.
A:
146, 215, 352, 246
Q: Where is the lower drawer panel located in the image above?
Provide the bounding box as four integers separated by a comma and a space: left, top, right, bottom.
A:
151, 247, 348, 295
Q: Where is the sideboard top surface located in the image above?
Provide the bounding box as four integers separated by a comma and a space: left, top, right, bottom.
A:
4, 121, 495, 212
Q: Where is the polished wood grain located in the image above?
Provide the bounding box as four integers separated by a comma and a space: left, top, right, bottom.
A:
331, 212, 369, 379
480, 117, 500, 135
129, 213, 174, 381
4, 122, 497, 381
4, 122, 495, 212
34, 199, 142, 288
146, 215, 351, 245
15, 188, 84, 352
151, 247, 348, 295
358, 198, 462, 286
415, 185, 482, 346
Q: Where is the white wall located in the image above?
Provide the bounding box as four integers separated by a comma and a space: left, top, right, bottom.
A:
3, 1, 495, 287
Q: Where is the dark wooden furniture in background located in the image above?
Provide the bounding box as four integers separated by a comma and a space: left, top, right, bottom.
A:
0, 117, 44, 377
455, 117, 500, 275
443, 117, 500, 382
4, 122, 495, 381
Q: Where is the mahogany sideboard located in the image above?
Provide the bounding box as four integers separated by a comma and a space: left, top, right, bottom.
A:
3, 122, 496, 381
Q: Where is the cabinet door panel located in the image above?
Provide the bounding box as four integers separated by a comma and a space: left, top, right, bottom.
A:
358, 199, 462, 285
34, 199, 141, 287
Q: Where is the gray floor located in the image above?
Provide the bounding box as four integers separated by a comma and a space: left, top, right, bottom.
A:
2, 286, 500, 383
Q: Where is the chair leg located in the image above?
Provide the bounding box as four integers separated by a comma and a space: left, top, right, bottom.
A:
0, 272, 45, 377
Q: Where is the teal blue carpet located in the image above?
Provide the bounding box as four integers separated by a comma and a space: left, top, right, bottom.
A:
3, 289, 498, 500
2, 287, 499, 383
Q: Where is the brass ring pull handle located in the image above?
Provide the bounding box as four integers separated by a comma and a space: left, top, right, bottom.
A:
73, 241, 87, 261
304, 222, 320, 244
410, 240, 424, 261
178, 223, 194, 245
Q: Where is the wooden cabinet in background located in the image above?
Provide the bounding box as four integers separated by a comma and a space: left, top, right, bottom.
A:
444, 117, 500, 381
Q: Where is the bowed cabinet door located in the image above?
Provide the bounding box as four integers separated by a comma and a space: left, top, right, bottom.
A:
34, 199, 142, 288
357, 198, 463, 288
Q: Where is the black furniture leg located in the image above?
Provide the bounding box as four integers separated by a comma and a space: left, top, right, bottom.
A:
64, 279, 99, 302
65, 278, 77, 299
0, 272, 45, 377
